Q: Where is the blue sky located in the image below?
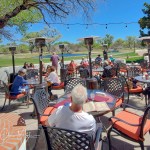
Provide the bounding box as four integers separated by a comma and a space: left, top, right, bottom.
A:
5, 0, 150, 44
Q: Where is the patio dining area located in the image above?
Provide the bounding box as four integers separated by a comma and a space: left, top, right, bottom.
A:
0, 60, 150, 150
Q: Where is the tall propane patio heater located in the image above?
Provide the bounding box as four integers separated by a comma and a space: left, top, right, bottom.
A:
59, 44, 68, 82
59, 44, 65, 68
139, 36, 150, 66
27, 37, 54, 84
9, 46, 16, 82
35, 38, 46, 84
78, 36, 99, 89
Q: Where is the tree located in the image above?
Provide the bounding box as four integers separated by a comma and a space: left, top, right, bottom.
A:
138, 2, 150, 36
0, 0, 95, 39
103, 34, 114, 48
112, 38, 124, 49
125, 36, 136, 49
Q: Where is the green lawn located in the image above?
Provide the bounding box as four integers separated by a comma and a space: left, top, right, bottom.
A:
0, 51, 142, 67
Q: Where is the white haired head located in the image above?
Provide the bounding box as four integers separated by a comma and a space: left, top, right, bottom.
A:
71, 84, 87, 105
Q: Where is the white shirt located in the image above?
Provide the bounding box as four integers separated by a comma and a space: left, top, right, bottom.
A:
47, 72, 60, 84
48, 105, 96, 137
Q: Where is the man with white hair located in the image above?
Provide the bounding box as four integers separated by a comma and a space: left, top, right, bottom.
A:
47, 84, 96, 137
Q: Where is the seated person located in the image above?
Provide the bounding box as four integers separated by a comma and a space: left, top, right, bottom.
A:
11, 68, 29, 96
46, 85, 96, 137
67, 60, 77, 74
42, 61, 46, 74
45, 66, 60, 97
23, 62, 29, 69
109, 55, 115, 63
95, 54, 102, 64
127, 77, 137, 89
102, 60, 116, 78
29, 63, 34, 68
80, 58, 89, 67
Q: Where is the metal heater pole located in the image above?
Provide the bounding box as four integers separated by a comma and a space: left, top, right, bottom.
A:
39, 47, 43, 84
88, 45, 92, 78
12, 52, 15, 79
62, 51, 64, 68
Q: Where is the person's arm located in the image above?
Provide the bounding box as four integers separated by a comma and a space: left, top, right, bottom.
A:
22, 77, 28, 84
47, 106, 62, 126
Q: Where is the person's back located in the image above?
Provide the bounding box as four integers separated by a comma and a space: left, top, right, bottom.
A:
48, 105, 95, 136
50, 52, 60, 74
47, 85, 96, 137
51, 52, 59, 66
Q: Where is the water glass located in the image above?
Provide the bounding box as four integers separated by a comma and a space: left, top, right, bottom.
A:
90, 92, 95, 101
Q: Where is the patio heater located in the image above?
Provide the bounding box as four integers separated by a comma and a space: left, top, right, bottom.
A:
59, 44, 67, 82
35, 37, 46, 84
139, 36, 150, 66
103, 44, 108, 60
59, 44, 65, 68
9, 46, 16, 82
79, 36, 99, 89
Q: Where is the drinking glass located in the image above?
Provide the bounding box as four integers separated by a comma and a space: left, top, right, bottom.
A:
90, 92, 95, 101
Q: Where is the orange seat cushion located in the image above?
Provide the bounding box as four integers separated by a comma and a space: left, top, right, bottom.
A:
120, 69, 127, 73
8, 93, 25, 100
111, 110, 150, 141
124, 85, 143, 93
40, 107, 56, 125
115, 98, 123, 108
129, 85, 143, 93
52, 82, 64, 90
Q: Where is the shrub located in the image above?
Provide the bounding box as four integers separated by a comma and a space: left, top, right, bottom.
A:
126, 56, 144, 63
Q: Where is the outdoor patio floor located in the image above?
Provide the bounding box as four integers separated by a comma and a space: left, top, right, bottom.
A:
0, 88, 150, 150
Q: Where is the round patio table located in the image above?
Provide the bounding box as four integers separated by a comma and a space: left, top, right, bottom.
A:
92, 67, 104, 72
54, 89, 116, 117
134, 75, 150, 84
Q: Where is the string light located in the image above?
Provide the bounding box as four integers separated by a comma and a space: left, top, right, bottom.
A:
105, 24, 108, 29
25, 21, 143, 30
67, 24, 69, 30
86, 24, 88, 30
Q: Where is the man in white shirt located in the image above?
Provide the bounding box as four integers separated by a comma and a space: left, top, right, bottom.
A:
47, 84, 96, 137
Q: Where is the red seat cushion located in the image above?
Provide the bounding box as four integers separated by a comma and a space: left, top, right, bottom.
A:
111, 110, 150, 141
40, 107, 56, 125
8, 93, 25, 100
52, 82, 64, 90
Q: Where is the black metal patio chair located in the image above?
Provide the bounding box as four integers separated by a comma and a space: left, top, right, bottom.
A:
64, 78, 86, 94
43, 126, 103, 150
104, 77, 124, 116
0, 81, 28, 110
108, 104, 150, 150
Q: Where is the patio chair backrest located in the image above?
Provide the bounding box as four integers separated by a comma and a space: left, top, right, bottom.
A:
26, 69, 38, 79
2, 81, 10, 96
79, 68, 89, 78
104, 78, 124, 98
127, 66, 142, 77
43, 126, 94, 150
33, 88, 50, 118
64, 78, 86, 94
140, 104, 150, 138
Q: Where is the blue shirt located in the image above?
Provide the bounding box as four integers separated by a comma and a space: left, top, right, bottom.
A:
11, 75, 28, 95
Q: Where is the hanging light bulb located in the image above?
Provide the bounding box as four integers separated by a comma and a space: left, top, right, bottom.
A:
67, 24, 69, 30
106, 24, 108, 29
86, 24, 88, 30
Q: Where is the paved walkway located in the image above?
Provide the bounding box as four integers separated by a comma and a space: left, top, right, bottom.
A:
0, 87, 150, 150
